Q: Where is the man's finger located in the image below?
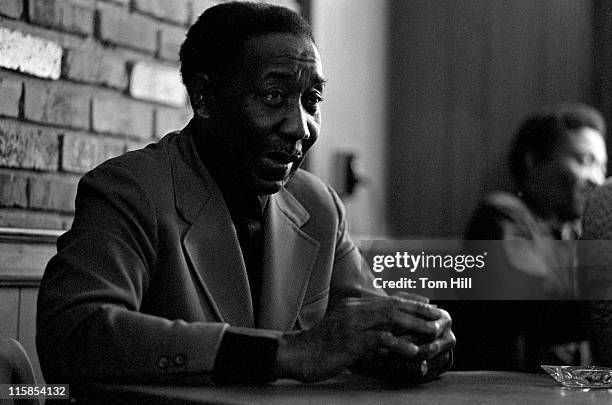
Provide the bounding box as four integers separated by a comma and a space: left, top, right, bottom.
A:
337, 297, 442, 338
343, 296, 441, 320
390, 296, 442, 321
432, 310, 452, 337
388, 310, 441, 338
394, 292, 431, 304
377, 331, 420, 358
418, 330, 456, 359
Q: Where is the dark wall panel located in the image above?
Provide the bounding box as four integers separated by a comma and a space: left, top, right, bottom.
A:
388, 0, 593, 237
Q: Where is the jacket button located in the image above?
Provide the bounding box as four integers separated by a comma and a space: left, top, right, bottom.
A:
174, 354, 186, 366
158, 356, 169, 369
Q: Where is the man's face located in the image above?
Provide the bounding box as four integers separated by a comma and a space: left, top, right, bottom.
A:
210, 33, 325, 195
535, 127, 607, 221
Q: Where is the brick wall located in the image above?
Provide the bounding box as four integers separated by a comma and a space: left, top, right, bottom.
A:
0, 0, 302, 230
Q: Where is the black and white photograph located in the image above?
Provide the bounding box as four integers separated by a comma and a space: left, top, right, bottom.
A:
0, 0, 611, 404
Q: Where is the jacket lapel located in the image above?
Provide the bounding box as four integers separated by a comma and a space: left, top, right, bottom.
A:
171, 125, 254, 328
183, 197, 255, 328
258, 190, 320, 330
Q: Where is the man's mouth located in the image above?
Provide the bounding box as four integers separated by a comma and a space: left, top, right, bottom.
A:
265, 151, 302, 164
259, 151, 302, 177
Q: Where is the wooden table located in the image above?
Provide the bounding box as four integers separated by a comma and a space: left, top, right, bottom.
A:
71, 371, 612, 404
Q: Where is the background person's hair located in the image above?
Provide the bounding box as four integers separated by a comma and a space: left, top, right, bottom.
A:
180, 1, 313, 103
508, 103, 606, 185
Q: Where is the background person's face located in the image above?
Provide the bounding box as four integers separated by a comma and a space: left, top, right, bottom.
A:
212, 33, 325, 195
534, 127, 607, 221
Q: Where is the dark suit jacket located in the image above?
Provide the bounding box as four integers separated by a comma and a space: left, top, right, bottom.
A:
36, 124, 379, 383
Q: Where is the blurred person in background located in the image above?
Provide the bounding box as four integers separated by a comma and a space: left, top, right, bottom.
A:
453, 103, 607, 371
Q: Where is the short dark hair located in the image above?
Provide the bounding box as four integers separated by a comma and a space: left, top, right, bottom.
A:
508, 103, 606, 185
180, 2, 313, 99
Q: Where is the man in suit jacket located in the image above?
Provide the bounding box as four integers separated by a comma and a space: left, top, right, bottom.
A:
453, 103, 607, 371
37, 2, 454, 386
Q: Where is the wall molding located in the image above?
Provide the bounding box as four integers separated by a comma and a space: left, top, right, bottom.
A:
0, 227, 62, 286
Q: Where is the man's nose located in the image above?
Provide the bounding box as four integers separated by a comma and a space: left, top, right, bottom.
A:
587, 166, 606, 187
279, 100, 309, 141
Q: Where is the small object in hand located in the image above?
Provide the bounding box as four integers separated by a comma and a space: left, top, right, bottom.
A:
541, 365, 612, 388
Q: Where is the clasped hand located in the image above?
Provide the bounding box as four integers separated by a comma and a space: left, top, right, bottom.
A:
275, 293, 455, 383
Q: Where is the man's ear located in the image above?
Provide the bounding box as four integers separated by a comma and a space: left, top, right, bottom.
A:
189, 73, 215, 120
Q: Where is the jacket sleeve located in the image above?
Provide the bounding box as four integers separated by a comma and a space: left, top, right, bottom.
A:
36, 163, 241, 384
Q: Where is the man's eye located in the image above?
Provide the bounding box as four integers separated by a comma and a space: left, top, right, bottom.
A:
576, 154, 595, 166
303, 93, 323, 111
263, 90, 284, 106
